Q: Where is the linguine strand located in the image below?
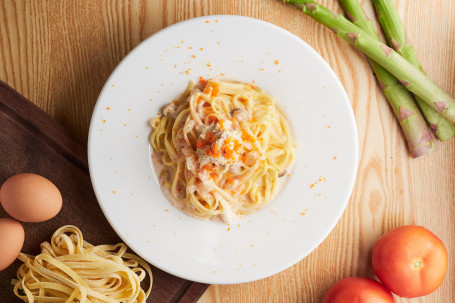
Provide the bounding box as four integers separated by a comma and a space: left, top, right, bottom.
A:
12, 225, 152, 303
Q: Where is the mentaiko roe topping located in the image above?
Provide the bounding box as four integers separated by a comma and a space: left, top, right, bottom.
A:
205, 132, 217, 144
207, 116, 219, 124
149, 79, 296, 224
206, 143, 220, 158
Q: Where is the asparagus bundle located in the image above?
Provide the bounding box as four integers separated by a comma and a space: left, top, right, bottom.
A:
282, 0, 455, 125
372, 0, 455, 141
338, 0, 435, 157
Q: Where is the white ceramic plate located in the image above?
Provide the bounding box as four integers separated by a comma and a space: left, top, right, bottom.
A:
88, 15, 358, 284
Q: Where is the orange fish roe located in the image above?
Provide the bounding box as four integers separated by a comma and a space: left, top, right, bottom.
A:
211, 83, 220, 97
205, 132, 217, 144
196, 139, 205, 149
222, 137, 242, 160
203, 86, 212, 95
199, 76, 207, 86
241, 129, 255, 144
218, 119, 225, 130
207, 116, 217, 124
196, 96, 203, 104
206, 142, 220, 158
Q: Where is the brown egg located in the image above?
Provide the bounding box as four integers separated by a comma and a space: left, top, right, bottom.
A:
0, 173, 62, 222
0, 218, 24, 271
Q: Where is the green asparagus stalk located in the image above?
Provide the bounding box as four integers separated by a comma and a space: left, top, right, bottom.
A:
282, 0, 455, 126
338, 0, 435, 157
372, 0, 455, 141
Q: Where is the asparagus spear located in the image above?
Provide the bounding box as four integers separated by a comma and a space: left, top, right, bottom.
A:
338, 0, 435, 157
372, 0, 455, 141
282, 0, 455, 126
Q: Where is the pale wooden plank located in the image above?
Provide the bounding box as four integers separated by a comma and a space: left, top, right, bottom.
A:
0, 1, 453, 302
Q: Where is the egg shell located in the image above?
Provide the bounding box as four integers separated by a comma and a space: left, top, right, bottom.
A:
0, 173, 62, 222
0, 218, 24, 271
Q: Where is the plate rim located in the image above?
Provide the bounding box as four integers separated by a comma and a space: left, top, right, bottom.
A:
87, 14, 359, 284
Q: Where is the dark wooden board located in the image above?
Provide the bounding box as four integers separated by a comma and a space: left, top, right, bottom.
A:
0, 81, 208, 302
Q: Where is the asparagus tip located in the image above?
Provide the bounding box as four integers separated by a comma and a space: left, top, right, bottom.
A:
412, 144, 434, 158
435, 101, 448, 113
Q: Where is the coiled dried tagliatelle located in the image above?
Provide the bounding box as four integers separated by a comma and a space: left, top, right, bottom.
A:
12, 225, 153, 303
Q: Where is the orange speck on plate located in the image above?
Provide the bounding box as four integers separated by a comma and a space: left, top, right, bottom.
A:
275, 60, 279, 64
301, 212, 306, 215
102, 120, 106, 123
250, 245, 254, 247
200, 47, 203, 50
145, 66, 149, 69
111, 84, 115, 87
149, 98, 153, 101
112, 190, 116, 194
185, 70, 189, 75
128, 108, 131, 111
328, 125, 331, 128
123, 124, 127, 126
189, 46, 192, 49
174, 64, 177, 68
206, 20, 209, 23
164, 209, 169, 212
220, 73, 225, 76
333, 156, 337, 159
217, 42, 220, 45
192, 55, 196, 58
227, 227, 231, 231
106, 107, 110, 110
310, 184, 315, 188
212, 270, 215, 273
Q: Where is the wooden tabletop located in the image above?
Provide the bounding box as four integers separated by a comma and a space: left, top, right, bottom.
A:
1, 1, 454, 302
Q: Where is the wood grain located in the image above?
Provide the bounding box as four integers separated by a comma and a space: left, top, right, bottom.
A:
0, 81, 209, 302
1, 0, 454, 302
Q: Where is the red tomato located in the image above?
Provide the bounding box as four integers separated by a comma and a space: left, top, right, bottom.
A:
372, 225, 448, 298
322, 277, 395, 303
